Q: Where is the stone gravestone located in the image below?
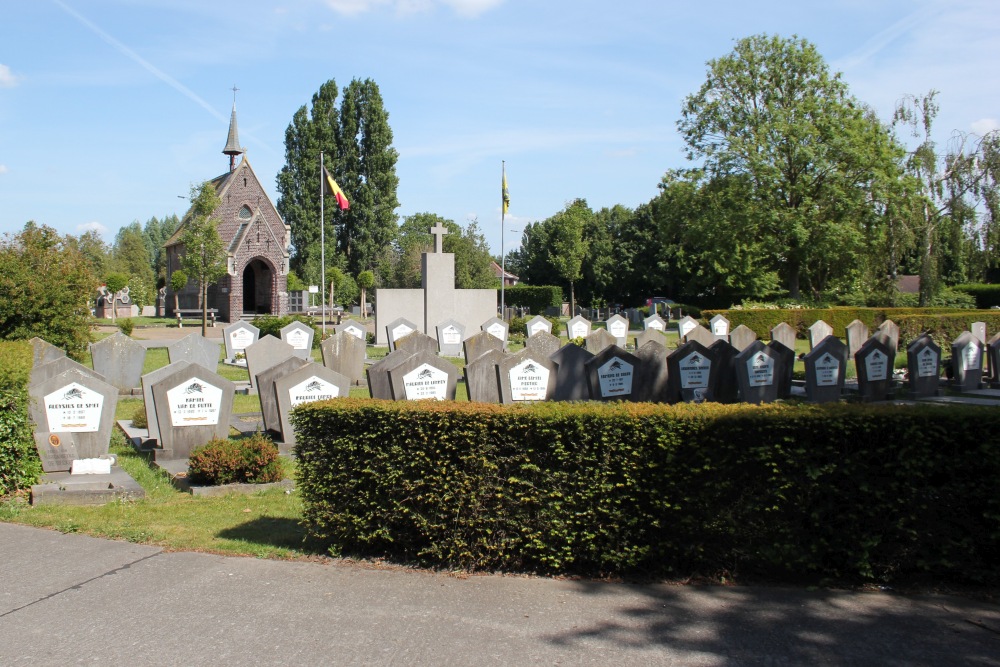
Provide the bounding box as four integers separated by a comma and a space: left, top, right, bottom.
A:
465, 348, 505, 403
525, 315, 552, 338
387, 351, 460, 401
30, 356, 105, 390
906, 334, 941, 397
770, 322, 797, 353
497, 349, 557, 404
167, 333, 219, 372
585, 328, 617, 355
803, 336, 847, 403
735, 340, 782, 404
845, 320, 869, 358
565, 315, 592, 341
274, 363, 350, 447
150, 364, 235, 461
335, 320, 367, 341
29, 369, 119, 460
585, 347, 641, 402
463, 330, 505, 365
683, 323, 717, 348
605, 314, 629, 348
644, 313, 666, 333
385, 317, 419, 352
223, 321, 259, 362
140, 361, 191, 446
281, 321, 314, 360
710, 339, 740, 404
244, 335, 296, 390
709, 314, 730, 341
34, 432, 80, 473
677, 316, 698, 342
634, 338, 669, 403
767, 341, 796, 400
395, 331, 439, 356
633, 328, 668, 353
90, 332, 145, 391
30, 337, 66, 367
320, 332, 366, 386
951, 331, 985, 391
666, 340, 718, 403
855, 333, 896, 402
729, 325, 757, 353
481, 316, 509, 345
525, 330, 561, 359
367, 348, 415, 400
551, 344, 595, 401
807, 320, 834, 351
436, 319, 466, 357
877, 319, 900, 351
986, 332, 1000, 388
256, 356, 310, 436
971, 321, 988, 345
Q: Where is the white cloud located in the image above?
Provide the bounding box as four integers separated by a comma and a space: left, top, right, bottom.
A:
77, 221, 108, 236
0, 165, 8, 175
0, 64, 19, 88
324, 0, 503, 17
971, 118, 1000, 135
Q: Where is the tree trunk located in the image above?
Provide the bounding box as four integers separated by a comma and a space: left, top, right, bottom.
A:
201, 283, 208, 338
569, 281, 576, 319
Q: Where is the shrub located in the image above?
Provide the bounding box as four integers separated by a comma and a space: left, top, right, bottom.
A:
508, 316, 528, 337
117, 318, 134, 336
952, 284, 1000, 309
187, 433, 282, 486
252, 314, 321, 348
0, 340, 40, 495
129, 403, 147, 429
503, 285, 563, 313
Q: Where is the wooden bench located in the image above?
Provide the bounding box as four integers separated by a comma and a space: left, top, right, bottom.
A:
175, 309, 218, 327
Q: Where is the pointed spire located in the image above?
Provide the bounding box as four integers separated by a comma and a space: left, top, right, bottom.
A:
223, 85, 244, 172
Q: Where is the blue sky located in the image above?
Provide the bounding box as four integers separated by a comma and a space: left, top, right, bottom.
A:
1, 0, 998, 257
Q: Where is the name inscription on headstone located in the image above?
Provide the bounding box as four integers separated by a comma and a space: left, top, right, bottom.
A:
509, 360, 550, 401
746, 351, 775, 387
917, 347, 938, 377
679, 352, 710, 389
608, 320, 628, 339
392, 323, 414, 341
486, 323, 506, 341
44, 382, 103, 432
865, 349, 889, 381
286, 329, 311, 351
596, 358, 633, 397
961, 343, 982, 371
570, 322, 589, 339
528, 321, 548, 336
442, 325, 462, 346
815, 353, 840, 386
288, 376, 340, 408
229, 328, 255, 352
402, 363, 449, 400
166, 377, 224, 427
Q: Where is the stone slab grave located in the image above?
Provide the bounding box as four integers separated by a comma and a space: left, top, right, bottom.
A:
436, 319, 466, 357
682, 322, 717, 348
770, 322, 797, 354
808, 320, 834, 351
644, 313, 666, 332
768, 340, 796, 399
526, 315, 552, 337
90, 332, 145, 392
877, 319, 900, 352
465, 348, 505, 403
280, 321, 314, 360
29, 368, 119, 460
244, 335, 296, 390
735, 340, 783, 404
387, 350, 460, 401
585, 328, 617, 355
565, 315, 592, 341
139, 361, 192, 447
149, 364, 235, 461
274, 362, 350, 447
906, 333, 941, 398
30, 337, 66, 367
168, 333, 220, 372
223, 321, 259, 362
320, 331, 366, 386
855, 333, 896, 401
463, 330, 505, 365
710, 339, 740, 404
256, 356, 310, 437
29, 356, 105, 390
729, 325, 757, 353
677, 316, 698, 341
386, 317, 419, 352
335, 320, 367, 341
551, 343, 595, 401
482, 316, 509, 345
666, 340, 718, 403
30, 466, 144, 506
845, 320, 869, 358
605, 314, 629, 348
988, 332, 1000, 389
396, 330, 439, 356
633, 328, 668, 353
951, 331, 985, 392
585, 346, 641, 402
709, 314, 730, 340
525, 330, 561, 359
803, 335, 847, 403
33, 432, 80, 473
634, 338, 669, 403
497, 349, 557, 403
367, 348, 415, 400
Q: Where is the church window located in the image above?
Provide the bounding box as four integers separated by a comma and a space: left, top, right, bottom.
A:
238, 205, 252, 220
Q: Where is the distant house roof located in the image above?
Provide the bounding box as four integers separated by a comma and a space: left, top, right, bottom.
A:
896, 275, 921, 294
490, 261, 518, 283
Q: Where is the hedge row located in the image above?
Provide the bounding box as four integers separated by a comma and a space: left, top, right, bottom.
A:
954, 284, 1000, 309
293, 399, 1000, 584
0, 341, 41, 496
502, 285, 563, 313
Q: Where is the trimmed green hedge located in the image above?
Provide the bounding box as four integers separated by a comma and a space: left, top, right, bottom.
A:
502, 285, 562, 313
0, 341, 41, 495
294, 399, 1000, 584
954, 284, 1000, 309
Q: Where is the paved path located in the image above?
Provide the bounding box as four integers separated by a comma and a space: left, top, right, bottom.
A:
1, 523, 997, 666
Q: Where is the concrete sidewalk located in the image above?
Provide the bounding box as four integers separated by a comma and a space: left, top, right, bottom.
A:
1, 523, 997, 666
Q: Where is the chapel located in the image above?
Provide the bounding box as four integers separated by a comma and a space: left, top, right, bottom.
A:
164, 100, 290, 322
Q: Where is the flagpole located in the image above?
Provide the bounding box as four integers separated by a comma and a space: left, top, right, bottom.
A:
500, 160, 506, 320
320, 152, 326, 336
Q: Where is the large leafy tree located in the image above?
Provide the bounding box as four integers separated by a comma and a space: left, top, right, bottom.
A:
678, 34, 903, 300
391, 213, 497, 289
546, 199, 591, 315
112, 221, 157, 308
179, 183, 227, 336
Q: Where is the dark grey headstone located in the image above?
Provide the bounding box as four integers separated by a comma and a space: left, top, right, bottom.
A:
320, 332, 366, 385
167, 333, 220, 372
465, 348, 504, 403
605, 314, 630, 347
280, 321, 315, 359
274, 362, 350, 447
34, 432, 79, 473
244, 335, 296, 390
90, 332, 145, 391
666, 340, 719, 403
29, 356, 105, 390
256, 356, 310, 435
525, 330, 561, 359
387, 351, 460, 401
803, 336, 847, 403
710, 339, 739, 404
735, 340, 781, 404
877, 319, 900, 351
565, 315, 592, 340
149, 364, 235, 461
768, 341, 795, 400
463, 330, 505, 365
525, 315, 552, 337
807, 320, 833, 351
396, 331, 439, 356
907, 334, 941, 397
633, 328, 668, 352
770, 322, 797, 352
709, 314, 730, 340
585, 346, 641, 402
729, 325, 757, 353
367, 348, 415, 400
988, 332, 1000, 388
223, 321, 260, 361
435, 319, 466, 357
643, 314, 666, 333
386, 317, 419, 352
855, 333, 896, 401
951, 331, 985, 391
585, 328, 617, 355
551, 344, 595, 401
845, 320, 869, 358
141, 361, 192, 446
497, 349, 557, 403
481, 317, 509, 345
634, 339, 669, 403
29, 369, 119, 460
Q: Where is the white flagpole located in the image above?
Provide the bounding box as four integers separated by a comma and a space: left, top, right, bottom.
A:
320, 152, 326, 336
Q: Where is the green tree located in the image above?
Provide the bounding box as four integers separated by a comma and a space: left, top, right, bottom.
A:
678, 34, 904, 300
65, 230, 110, 279
356, 270, 374, 316
104, 272, 128, 323
0, 223, 97, 359
169, 269, 188, 315
179, 183, 227, 337
547, 199, 591, 315
112, 222, 156, 309
143, 214, 181, 286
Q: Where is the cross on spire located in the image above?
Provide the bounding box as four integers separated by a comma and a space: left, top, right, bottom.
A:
232, 84, 239, 104
430, 221, 448, 253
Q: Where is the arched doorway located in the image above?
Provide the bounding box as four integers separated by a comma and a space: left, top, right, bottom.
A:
242, 259, 273, 315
